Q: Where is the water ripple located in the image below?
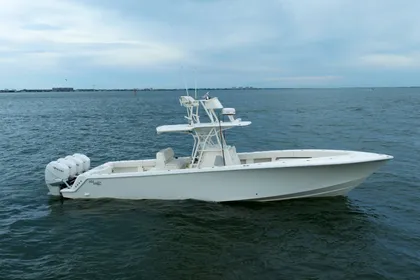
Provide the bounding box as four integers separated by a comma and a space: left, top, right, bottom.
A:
0, 88, 419, 279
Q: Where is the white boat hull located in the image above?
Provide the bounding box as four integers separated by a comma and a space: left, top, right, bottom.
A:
44, 93, 394, 203
56, 152, 389, 202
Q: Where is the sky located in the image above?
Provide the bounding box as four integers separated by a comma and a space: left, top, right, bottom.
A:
0, 0, 419, 89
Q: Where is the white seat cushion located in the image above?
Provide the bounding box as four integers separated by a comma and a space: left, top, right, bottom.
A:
165, 158, 188, 169
156, 148, 175, 169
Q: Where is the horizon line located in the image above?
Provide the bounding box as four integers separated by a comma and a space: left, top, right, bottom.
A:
1, 85, 420, 93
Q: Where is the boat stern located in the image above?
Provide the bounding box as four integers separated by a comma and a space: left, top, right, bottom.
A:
44, 153, 91, 196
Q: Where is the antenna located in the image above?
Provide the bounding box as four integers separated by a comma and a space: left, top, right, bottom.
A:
181, 66, 189, 96
194, 68, 197, 99
218, 111, 226, 166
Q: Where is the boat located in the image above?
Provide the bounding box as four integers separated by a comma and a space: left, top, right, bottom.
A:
44, 92, 393, 202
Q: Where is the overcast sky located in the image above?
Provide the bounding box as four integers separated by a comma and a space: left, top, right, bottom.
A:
1, 0, 419, 89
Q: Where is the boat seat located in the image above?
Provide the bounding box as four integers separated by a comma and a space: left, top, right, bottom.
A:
156, 147, 175, 168
155, 147, 188, 170
165, 158, 188, 170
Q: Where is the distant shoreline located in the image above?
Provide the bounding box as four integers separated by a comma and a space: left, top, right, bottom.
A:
1, 86, 420, 93
2, 87, 255, 93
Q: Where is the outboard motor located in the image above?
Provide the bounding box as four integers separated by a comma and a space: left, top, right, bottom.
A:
45, 161, 71, 196
57, 158, 77, 178
73, 153, 90, 172
45, 153, 91, 197
65, 155, 83, 175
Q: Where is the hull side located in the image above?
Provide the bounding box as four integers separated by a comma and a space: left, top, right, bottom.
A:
247, 177, 366, 202
61, 159, 387, 202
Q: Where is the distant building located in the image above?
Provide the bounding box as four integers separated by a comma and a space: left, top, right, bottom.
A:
52, 87, 74, 92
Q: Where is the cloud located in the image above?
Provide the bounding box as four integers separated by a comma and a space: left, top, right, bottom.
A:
0, 0, 185, 70
357, 53, 420, 68
1, 0, 420, 88
266, 76, 342, 82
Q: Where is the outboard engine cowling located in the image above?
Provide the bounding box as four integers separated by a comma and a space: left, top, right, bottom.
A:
66, 155, 83, 174
73, 153, 90, 172
45, 161, 70, 196
57, 158, 77, 178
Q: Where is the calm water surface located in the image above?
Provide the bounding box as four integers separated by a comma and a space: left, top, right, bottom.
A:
0, 88, 419, 279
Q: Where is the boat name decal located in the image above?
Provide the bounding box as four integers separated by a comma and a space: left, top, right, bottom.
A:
88, 180, 102, 186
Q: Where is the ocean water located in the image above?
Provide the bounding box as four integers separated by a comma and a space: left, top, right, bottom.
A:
0, 88, 419, 279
